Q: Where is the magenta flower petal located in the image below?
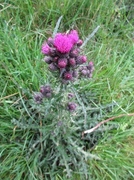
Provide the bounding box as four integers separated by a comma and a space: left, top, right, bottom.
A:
54, 33, 73, 53
68, 30, 79, 44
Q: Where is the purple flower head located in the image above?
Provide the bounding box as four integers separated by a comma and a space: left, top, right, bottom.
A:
68, 30, 79, 44
54, 33, 73, 53
67, 102, 77, 112
64, 72, 73, 80
41, 43, 51, 55
58, 58, 67, 68
41, 29, 95, 82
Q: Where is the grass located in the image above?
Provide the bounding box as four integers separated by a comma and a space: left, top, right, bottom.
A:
0, 0, 134, 179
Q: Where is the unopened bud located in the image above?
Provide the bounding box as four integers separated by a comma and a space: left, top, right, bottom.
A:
40, 85, 52, 95
77, 39, 83, 46
81, 69, 88, 76
76, 55, 87, 64
87, 61, 94, 70
44, 56, 52, 64
33, 92, 44, 103
41, 43, 50, 55
58, 58, 67, 68
49, 63, 58, 71
45, 92, 52, 98
68, 93, 74, 99
69, 58, 76, 66
67, 102, 77, 112
70, 49, 79, 57
49, 48, 56, 56
81, 55, 87, 63
47, 37, 54, 46
72, 70, 78, 78
64, 72, 73, 80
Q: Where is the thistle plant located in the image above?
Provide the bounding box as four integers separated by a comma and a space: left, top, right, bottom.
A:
12, 17, 113, 179
35, 18, 97, 114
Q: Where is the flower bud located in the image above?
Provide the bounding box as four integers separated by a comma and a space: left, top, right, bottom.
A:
33, 92, 44, 103
41, 43, 51, 55
88, 73, 93, 78
47, 37, 54, 46
76, 56, 83, 65
81, 69, 88, 76
67, 102, 77, 112
49, 63, 58, 71
68, 93, 74, 99
87, 61, 94, 72
49, 48, 57, 56
45, 92, 52, 98
79, 66, 87, 71
77, 39, 83, 46
89, 61, 94, 66
58, 58, 67, 68
53, 56, 59, 62
81, 55, 87, 63
64, 72, 73, 80
44, 56, 52, 64
70, 49, 79, 57
72, 70, 78, 78
40, 85, 52, 95
69, 58, 76, 66
76, 55, 87, 64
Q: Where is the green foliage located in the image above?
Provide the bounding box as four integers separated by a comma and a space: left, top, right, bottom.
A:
7, 82, 112, 178
0, 0, 134, 179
